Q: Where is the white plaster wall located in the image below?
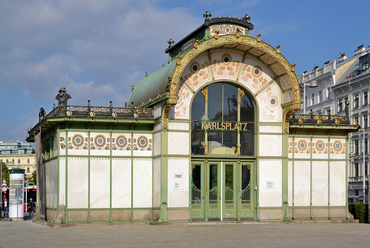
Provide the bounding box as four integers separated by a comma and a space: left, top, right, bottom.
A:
153, 158, 161, 208
259, 135, 282, 157
59, 158, 65, 206
330, 161, 346, 206
259, 126, 282, 133
112, 158, 131, 208
168, 132, 189, 155
168, 157, 189, 208
90, 158, 110, 208
52, 159, 58, 208
168, 122, 190, 131
68, 158, 88, 209
288, 161, 293, 206
154, 103, 161, 119
112, 133, 131, 156
259, 159, 282, 207
312, 161, 328, 206
294, 161, 310, 206
133, 158, 152, 208
90, 133, 110, 156
154, 123, 161, 132
153, 132, 161, 156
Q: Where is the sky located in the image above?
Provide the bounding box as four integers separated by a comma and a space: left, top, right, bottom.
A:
1, 0, 369, 142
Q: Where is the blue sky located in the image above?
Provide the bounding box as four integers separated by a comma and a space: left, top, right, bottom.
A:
0, 0, 369, 142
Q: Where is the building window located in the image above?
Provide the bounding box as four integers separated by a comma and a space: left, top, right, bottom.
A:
355, 140, 359, 154
326, 87, 331, 99
12, 159, 14, 164
27, 159, 30, 164
365, 138, 368, 153
364, 115, 368, 128
18, 159, 20, 164
27, 167, 30, 173
355, 116, 359, 126
338, 99, 343, 112
6, 159, 8, 164
354, 94, 359, 108
311, 93, 315, 105
355, 189, 359, 196
355, 163, 359, 176
319, 91, 322, 103
367, 162, 369, 176
364, 91, 368, 105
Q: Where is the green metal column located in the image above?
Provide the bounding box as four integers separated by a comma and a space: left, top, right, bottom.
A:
282, 132, 289, 220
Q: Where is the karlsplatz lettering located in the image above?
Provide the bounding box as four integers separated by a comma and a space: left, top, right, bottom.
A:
200, 121, 249, 131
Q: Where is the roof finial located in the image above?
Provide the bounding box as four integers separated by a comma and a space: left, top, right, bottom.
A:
243, 14, 251, 23
203, 11, 212, 20
167, 38, 175, 48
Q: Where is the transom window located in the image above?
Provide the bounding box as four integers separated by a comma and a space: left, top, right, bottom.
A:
191, 83, 255, 156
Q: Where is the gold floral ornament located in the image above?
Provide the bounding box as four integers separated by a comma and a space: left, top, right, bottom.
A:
94, 135, 106, 148
90, 112, 95, 117
66, 111, 72, 116
72, 134, 84, 148
317, 119, 322, 125
112, 112, 117, 118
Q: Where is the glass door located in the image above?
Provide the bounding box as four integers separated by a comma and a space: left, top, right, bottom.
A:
207, 162, 221, 220
191, 162, 205, 220
238, 162, 254, 220
223, 162, 236, 219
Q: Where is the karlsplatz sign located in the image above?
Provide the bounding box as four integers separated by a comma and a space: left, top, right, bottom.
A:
197, 121, 252, 132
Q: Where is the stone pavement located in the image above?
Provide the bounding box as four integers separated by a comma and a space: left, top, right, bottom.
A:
0, 220, 370, 248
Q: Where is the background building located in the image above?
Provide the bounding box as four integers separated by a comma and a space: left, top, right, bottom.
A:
0, 141, 36, 177
297, 45, 370, 203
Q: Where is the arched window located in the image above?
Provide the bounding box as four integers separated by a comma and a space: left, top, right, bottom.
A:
191, 83, 255, 156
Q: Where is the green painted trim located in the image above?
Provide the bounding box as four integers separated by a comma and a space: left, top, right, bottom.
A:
258, 132, 284, 135
65, 130, 69, 223
345, 136, 349, 219
131, 130, 134, 222
167, 129, 190, 133
258, 207, 284, 209
282, 133, 289, 220
168, 119, 191, 123
152, 132, 154, 221
43, 117, 156, 124
55, 128, 60, 221
259, 122, 283, 126
328, 136, 331, 219
88, 130, 91, 223
110, 131, 113, 223
166, 207, 190, 210
58, 155, 153, 159
310, 135, 313, 220
288, 158, 347, 162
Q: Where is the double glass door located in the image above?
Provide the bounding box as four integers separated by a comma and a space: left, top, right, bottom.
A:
191, 160, 254, 221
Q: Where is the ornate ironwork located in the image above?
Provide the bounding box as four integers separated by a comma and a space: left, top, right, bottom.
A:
289, 111, 350, 126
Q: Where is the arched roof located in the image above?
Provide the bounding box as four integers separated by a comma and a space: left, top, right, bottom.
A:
129, 16, 301, 111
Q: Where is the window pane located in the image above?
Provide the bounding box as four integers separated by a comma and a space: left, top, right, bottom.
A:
223, 84, 238, 121
208, 83, 222, 121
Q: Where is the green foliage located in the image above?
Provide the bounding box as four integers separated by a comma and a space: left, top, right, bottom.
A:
348, 203, 368, 223
1, 162, 9, 186
30, 170, 37, 185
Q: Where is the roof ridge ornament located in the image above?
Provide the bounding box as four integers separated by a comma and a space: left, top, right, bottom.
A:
167, 38, 175, 48
243, 14, 251, 23
203, 11, 212, 20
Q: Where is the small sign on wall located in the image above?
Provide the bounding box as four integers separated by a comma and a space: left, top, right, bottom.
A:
174, 174, 183, 190
265, 180, 276, 190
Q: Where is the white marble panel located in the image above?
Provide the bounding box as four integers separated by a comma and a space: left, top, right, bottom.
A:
330, 139, 346, 159
259, 126, 283, 133
288, 161, 293, 206
259, 134, 282, 157
294, 138, 311, 159
153, 132, 161, 156
67, 132, 88, 156
312, 161, 328, 206
59, 158, 66, 206
288, 137, 293, 159
133, 134, 152, 157
112, 133, 131, 156
256, 83, 282, 122
90, 158, 110, 208
259, 159, 282, 207
60, 132, 66, 156
133, 158, 152, 208
52, 159, 58, 208
112, 158, 131, 208
330, 161, 346, 206
168, 122, 190, 131
68, 157, 88, 209
153, 158, 161, 208
154, 123, 162, 132
294, 161, 310, 206
54, 132, 58, 156
154, 103, 162, 119
45, 161, 51, 207
168, 132, 189, 155
90, 133, 110, 156
311, 138, 329, 159
168, 157, 189, 208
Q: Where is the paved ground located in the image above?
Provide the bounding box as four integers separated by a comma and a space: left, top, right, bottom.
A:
0, 218, 369, 248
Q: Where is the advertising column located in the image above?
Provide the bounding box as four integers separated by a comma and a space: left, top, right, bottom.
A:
9, 168, 25, 221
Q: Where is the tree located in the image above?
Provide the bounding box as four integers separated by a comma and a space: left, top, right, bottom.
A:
1, 162, 9, 186
30, 170, 37, 185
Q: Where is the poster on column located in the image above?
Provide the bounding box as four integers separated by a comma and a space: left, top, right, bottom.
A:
35, 132, 46, 221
